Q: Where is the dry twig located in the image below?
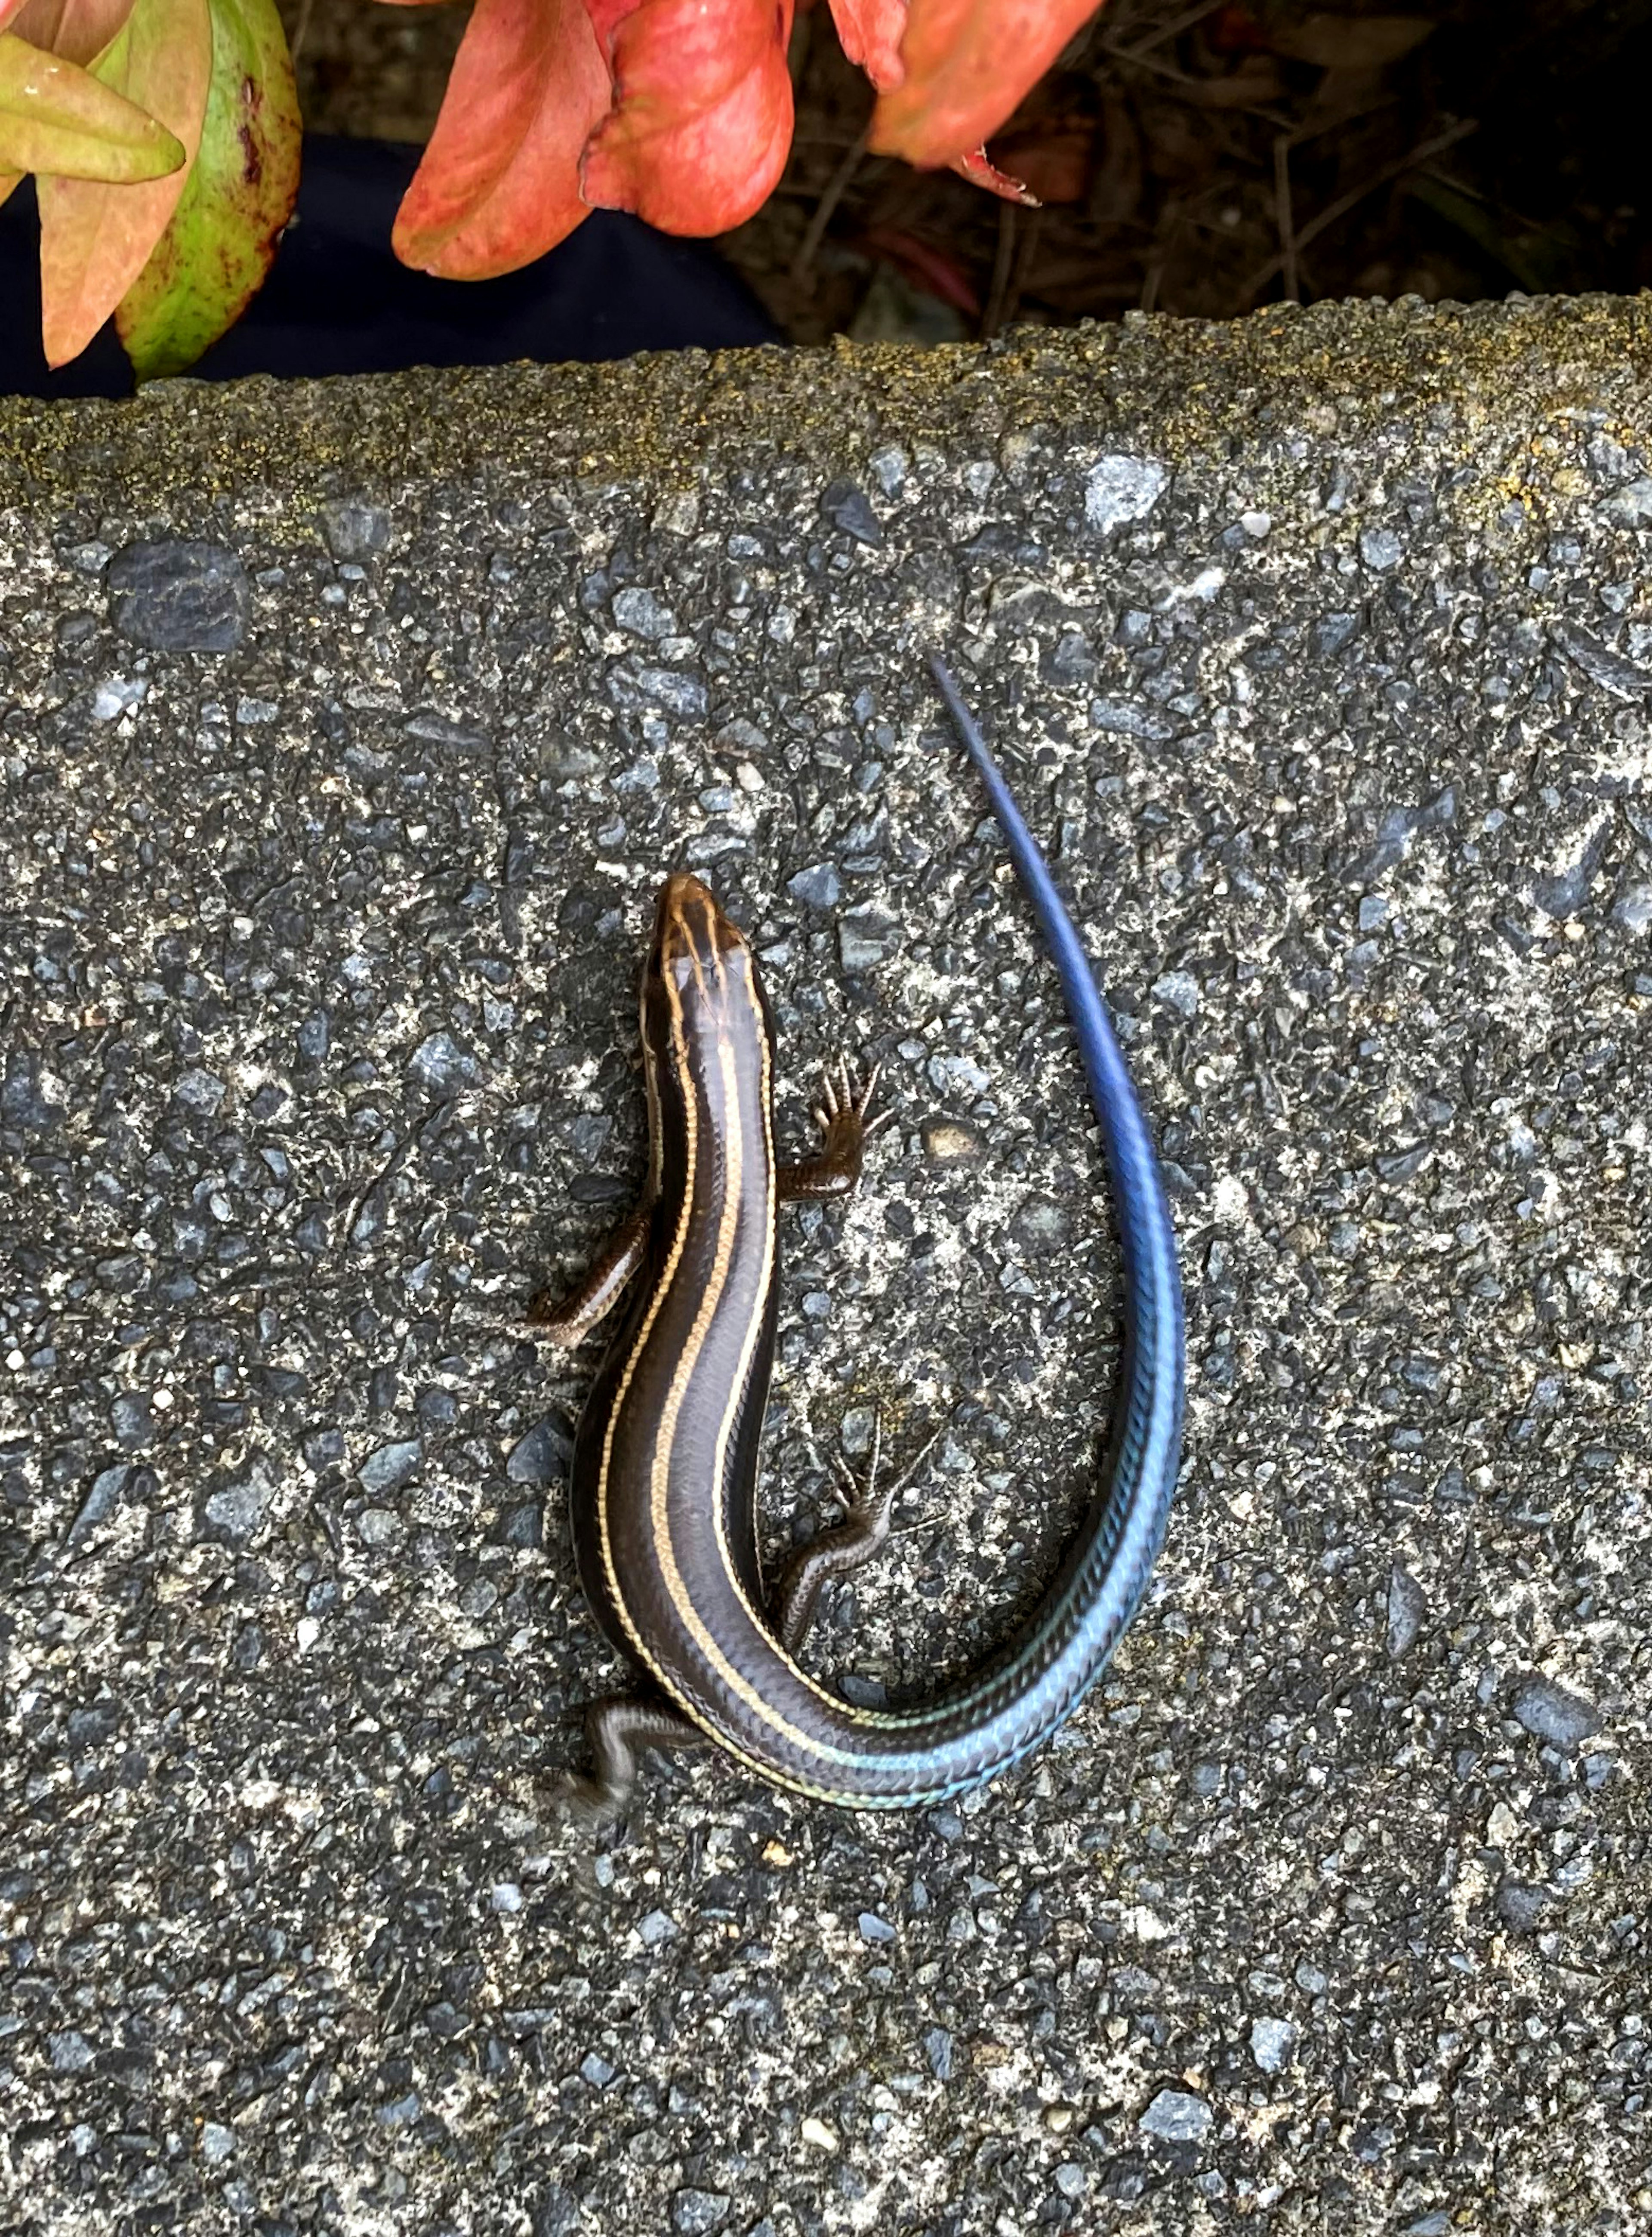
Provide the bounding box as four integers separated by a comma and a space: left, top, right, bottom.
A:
1242, 117, 1479, 302
792, 125, 871, 290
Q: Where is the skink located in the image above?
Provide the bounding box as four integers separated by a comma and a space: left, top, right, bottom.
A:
534, 653, 1185, 1812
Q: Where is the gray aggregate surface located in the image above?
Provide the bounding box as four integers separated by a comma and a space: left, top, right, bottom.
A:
2, 296, 1649, 2234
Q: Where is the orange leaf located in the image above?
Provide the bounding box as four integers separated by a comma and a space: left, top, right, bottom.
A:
829, 0, 904, 88
871, 0, 1104, 170
9, 0, 134, 61
391, 0, 610, 278
0, 0, 135, 206
35, 0, 209, 364
581, 0, 795, 236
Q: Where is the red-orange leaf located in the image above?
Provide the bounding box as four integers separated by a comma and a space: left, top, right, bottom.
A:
949, 142, 1036, 204
391, 0, 610, 278
35, 0, 208, 365
829, 0, 904, 88
871, 0, 1105, 170
581, 0, 794, 236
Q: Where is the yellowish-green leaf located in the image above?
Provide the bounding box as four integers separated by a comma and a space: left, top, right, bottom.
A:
117, 0, 300, 379
0, 29, 183, 179
35, 0, 210, 366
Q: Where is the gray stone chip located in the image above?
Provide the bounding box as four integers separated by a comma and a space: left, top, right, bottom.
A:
507, 1415, 573, 1484
48, 2030, 94, 2076
3, 1049, 64, 1131
607, 658, 707, 719
199, 1454, 277, 1544
320, 497, 392, 559
1359, 526, 1404, 570
837, 906, 902, 969
1600, 475, 1652, 525
1084, 453, 1170, 531
822, 478, 883, 546
1550, 619, 1652, 698
670, 2191, 732, 2235
106, 537, 250, 650
357, 1440, 422, 1495
1386, 1564, 1428, 1658
65, 1463, 131, 1549
787, 861, 842, 910
1511, 1675, 1603, 1749
1091, 696, 1176, 741
1496, 1880, 1549, 1933
612, 586, 678, 640
408, 1031, 481, 1092
1140, 2088, 1213, 2143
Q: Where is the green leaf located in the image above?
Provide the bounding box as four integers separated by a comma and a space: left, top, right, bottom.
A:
115, 0, 299, 378
0, 28, 183, 179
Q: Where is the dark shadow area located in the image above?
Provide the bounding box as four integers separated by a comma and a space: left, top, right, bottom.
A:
0, 134, 779, 398
722, 0, 1652, 341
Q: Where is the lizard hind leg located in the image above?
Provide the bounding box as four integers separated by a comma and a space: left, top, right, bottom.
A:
770, 1411, 943, 1656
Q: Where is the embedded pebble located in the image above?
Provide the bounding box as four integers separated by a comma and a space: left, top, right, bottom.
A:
921, 1118, 987, 1167
1386, 1564, 1428, 1658
821, 478, 883, 546
1085, 453, 1170, 530
200, 1455, 277, 1544
408, 1031, 481, 1093
838, 907, 902, 969
612, 586, 677, 640
1360, 526, 1403, 569
1139, 2089, 1212, 2143
357, 1440, 422, 1494
669, 2191, 731, 2235
507, 1416, 573, 1484
787, 861, 842, 909
320, 498, 392, 559
1511, 1675, 1602, 1749
106, 537, 250, 649
1497, 1881, 1549, 1933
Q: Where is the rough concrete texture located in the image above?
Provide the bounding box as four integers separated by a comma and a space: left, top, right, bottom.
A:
2, 296, 1650, 2235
